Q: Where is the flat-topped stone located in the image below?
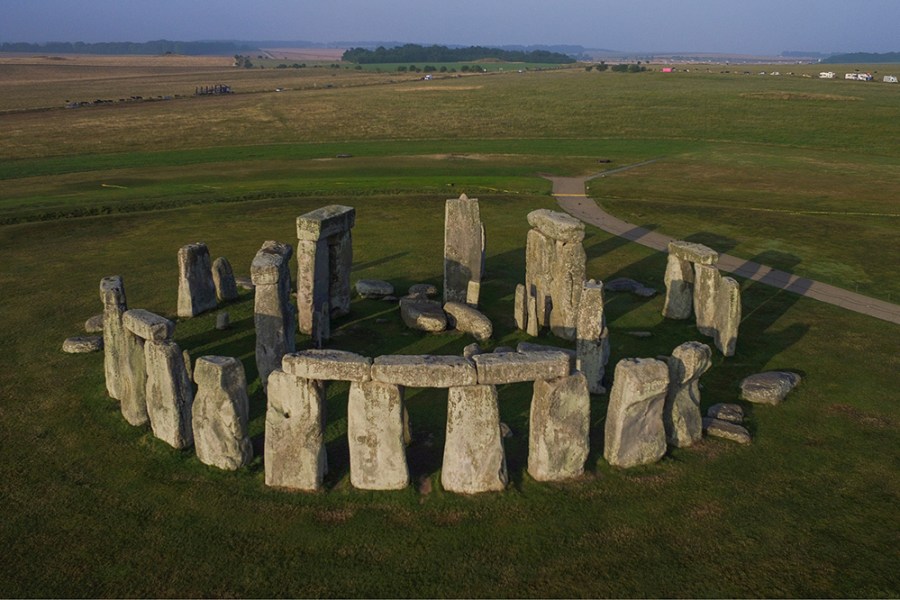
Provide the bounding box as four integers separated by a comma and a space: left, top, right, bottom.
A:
516, 342, 577, 373
707, 403, 744, 423
283, 349, 372, 382
527, 209, 585, 243
668, 240, 719, 265
296, 205, 356, 241
703, 417, 751, 444
356, 279, 394, 299
123, 309, 175, 342
371, 355, 477, 388
740, 371, 801, 405
472, 351, 570, 385
250, 241, 293, 285
62, 335, 103, 353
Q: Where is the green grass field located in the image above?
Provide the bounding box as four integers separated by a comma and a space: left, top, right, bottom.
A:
0, 55, 898, 597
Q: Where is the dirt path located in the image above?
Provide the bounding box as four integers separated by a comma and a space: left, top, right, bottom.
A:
545, 172, 900, 325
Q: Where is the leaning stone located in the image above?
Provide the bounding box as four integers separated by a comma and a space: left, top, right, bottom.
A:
442, 385, 507, 494
399, 295, 447, 333
707, 403, 744, 424
604, 358, 670, 468
265, 370, 327, 491
212, 257, 239, 302
177, 242, 217, 318
472, 351, 570, 385
528, 372, 590, 481
444, 301, 492, 341
443, 194, 484, 305
100, 275, 128, 400
282, 349, 372, 382
714, 276, 741, 357
463, 343, 483, 359
144, 339, 194, 449
84, 314, 104, 333
516, 342, 577, 373
356, 279, 394, 299
527, 209, 585, 243
409, 283, 438, 297
693, 263, 721, 336
62, 336, 103, 353
215, 312, 230, 330
192, 356, 253, 470
740, 371, 801, 405
371, 355, 476, 388
662, 254, 694, 320
123, 309, 175, 342
668, 240, 718, 265
663, 341, 712, 448
348, 381, 409, 490
702, 418, 751, 444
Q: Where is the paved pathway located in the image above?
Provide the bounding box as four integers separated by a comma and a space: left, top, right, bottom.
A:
544, 172, 900, 325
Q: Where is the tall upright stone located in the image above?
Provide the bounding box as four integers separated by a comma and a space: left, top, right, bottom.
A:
443, 194, 485, 306
528, 372, 590, 481
265, 369, 327, 491
693, 263, 721, 337
252, 240, 296, 392
348, 381, 409, 490
192, 356, 253, 470
211, 256, 239, 302
177, 242, 217, 318
663, 341, 712, 448
145, 339, 194, 449
662, 254, 694, 319
604, 358, 670, 468
714, 277, 741, 357
442, 385, 508, 493
100, 276, 128, 400
576, 279, 610, 394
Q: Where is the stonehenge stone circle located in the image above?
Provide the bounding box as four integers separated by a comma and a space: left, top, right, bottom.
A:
576, 279, 610, 394
740, 371, 801, 405
177, 243, 217, 318
192, 356, 253, 470
62, 336, 103, 353
348, 381, 410, 490
443, 194, 485, 306
442, 384, 508, 494
144, 338, 194, 449
100, 275, 128, 400
251, 241, 296, 392
604, 358, 670, 468
443, 301, 492, 341
528, 372, 590, 481
663, 341, 712, 448
211, 256, 239, 303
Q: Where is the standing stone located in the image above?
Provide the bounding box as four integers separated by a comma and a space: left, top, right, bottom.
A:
215, 312, 230, 330
329, 229, 353, 317
348, 381, 409, 490
576, 279, 610, 394
100, 276, 128, 400
252, 241, 296, 392
604, 358, 670, 468
525, 228, 553, 329
443, 194, 485, 306
144, 339, 194, 449
714, 277, 741, 357
177, 243, 217, 318
514, 284, 527, 331
528, 372, 590, 481
265, 369, 327, 491
211, 257, 239, 302
296, 235, 329, 338
526, 287, 540, 337
693, 263, 721, 337
442, 385, 507, 494
663, 341, 712, 448
548, 239, 586, 341
192, 356, 253, 470
662, 254, 694, 319
121, 323, 149, 426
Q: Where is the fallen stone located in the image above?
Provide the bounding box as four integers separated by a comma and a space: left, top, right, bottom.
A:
372, 354, 477, 388
282, 349, 372, 382
356, 279, 395, 299
707, 403, 744, 424
123, 309, 174, 342
62, 335, 103, 353
399, 295, 447, 333
444, 301, 492, 341
212, 256, 239, 302
740, 371, 801, 405
663, 341, 712, 448
462, 343, 483, 359
442, 385, 507, 494
215, 312, 230, 330
144, 339, 194, 449
444, 194, 485, 306
668, 240, 719, 265
604, 277, 657, 297
529, 372, 590, 481
472, 351, 570, 385
409, 283, 438, 297
604, 358, 670, 468
192, 356, 253, 470
527, 209, 585, 243
625, 331, 653, 338
84, 314, 104, 333
348, 381, 409, 490
702, 417, 751, 444
383, 295, 397, 302
177, 242, 217, 318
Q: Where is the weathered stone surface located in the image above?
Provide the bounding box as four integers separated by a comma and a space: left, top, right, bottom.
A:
525, 288, 540, 336
472, 351, 570, 385
514, 284, 527, 331
192, 356, 253, 470
144, 339, 194, 449
265, 370, 326, 491
663, 341, 712, 448
121, 325, 149, 426
662, 254, 695, 320
463, 343, 483, 359
442, 385, 507, 494
516, 342, 577, 373
84, 314, 104, 333
740, 371, 801, 405
235, 276, 255, 291
714, 276, 741, 357
693, 263, 721, 336
282, 349, 372, 382
707, 403, 744, 424
702, 417, 751, 444
251, 241, 293, 285
399, 295, 447, 333
493, 346, 515, 354
604, 358, 670, 468
548, 240, 585, 341
605, 277, 657, 297
444, 194, 485, 306
356, 279, 394, 299
371, 355, 477, 388
625, 331, 653, 338
177, 243, 217, 318
62, 336, 103, 353
296, 238, 330, 346
348, 381, 409, 490
668, 240, 719, 265
444, 301, 492, 341
123, 309, 174, 342
296, 205, 356, 242
253, 241, 296, 392
525, 228, 553, 329
215, 312, 230, 330
100, 275, 128, 400
528, 372, 590, 481
409, 283, 438, 297
527, 209, 585, 243
328, 229, 353, 317
576, 279, 609, 394
212, 256, 239, 302
182, 349, 193, 382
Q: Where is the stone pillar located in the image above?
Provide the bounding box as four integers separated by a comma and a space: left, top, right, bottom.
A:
513, 284, 527, 331
328, 230, 353, 317
192, 356, 253, 470
100, 276, 128, 400
663, 341, 712, 448
296, 238, 330, 346
177, 242, 217, 318
662, 254, 694, 319
576, 279, 610, 394
347, 381, 409, 490
714, 277, 741, 357
121, 309, 176, 427
524, 228, 553, 331
265, 369, 327, 491
211, 256, 239, 302
528, 372, 590, 481
604, 358, 670, 468
442, 384, 508, 494
693, 263, 721, 336
443, 194, 485, 306
252, 241, 296, 392
145, 339, 194, 449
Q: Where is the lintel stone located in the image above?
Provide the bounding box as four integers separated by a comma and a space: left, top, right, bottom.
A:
371, 355, 476, 388
283, 349, 372, 382
526, 209, 585, 243
123, 309, 175, 342
668, 240, 719, 265
472, 351, 570, 385
296, 205, 356, 241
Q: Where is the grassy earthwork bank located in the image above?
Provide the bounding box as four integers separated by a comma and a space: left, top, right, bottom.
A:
0, 55, 898, 596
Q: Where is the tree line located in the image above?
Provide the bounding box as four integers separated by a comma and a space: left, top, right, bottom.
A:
342, 44, 576, 64
821, 52, 900, 64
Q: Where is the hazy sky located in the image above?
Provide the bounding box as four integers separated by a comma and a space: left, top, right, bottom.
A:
3, 0, 898, 55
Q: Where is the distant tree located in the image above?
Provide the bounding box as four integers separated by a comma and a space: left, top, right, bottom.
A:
424, 65, 437, 72
397, 65, 407, 72
585, 65, 594, 71
439, 66, 448, 73
596, 61, 608, 71
611, 63, 629, 72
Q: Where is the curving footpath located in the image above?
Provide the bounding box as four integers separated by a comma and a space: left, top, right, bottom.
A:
544, 172, 900, 325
